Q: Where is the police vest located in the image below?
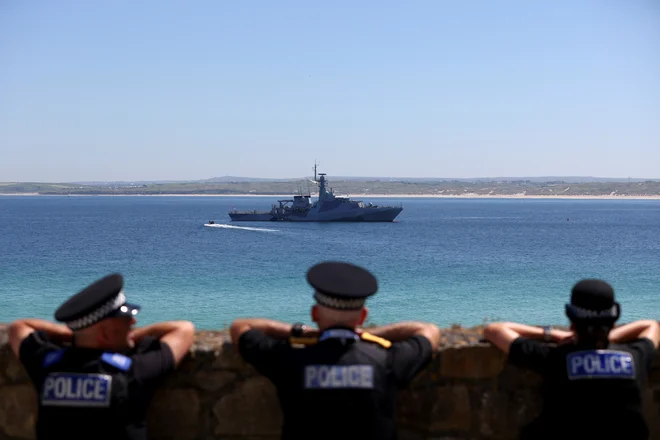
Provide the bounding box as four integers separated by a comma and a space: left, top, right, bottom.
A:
527, 345, 648, 440
282, 328, 397, 440
35, 348, 137, 440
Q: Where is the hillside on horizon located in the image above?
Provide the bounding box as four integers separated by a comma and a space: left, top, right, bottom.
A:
3, 178, 660, 197
206, 175, 658, 183
66, 175, 659, 185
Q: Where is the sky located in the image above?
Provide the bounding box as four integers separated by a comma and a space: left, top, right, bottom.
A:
1, 0, 658, 182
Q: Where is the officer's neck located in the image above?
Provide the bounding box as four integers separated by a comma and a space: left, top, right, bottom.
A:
574, 337, 610, 350
73, 334, 128, 352
319, 324, 357, 333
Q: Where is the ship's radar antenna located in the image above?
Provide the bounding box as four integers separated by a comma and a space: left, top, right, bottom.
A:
312, 160, 319, 182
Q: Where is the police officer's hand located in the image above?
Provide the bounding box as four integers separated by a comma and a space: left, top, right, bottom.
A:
553, 329, 575, 345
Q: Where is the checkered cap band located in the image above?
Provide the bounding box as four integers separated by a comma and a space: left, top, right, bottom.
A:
569, 304, 618, 319
314, 291, 366, 310
65, 291, 127, 330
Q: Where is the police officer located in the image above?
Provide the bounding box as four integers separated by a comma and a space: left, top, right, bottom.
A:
483, 279, 660, 440
8, 273, 195, 440
230, 261, 441, 440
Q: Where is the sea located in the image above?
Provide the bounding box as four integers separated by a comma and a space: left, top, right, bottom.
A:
0, 195, 658, 330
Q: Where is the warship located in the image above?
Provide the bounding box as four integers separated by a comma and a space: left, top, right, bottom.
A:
228, 164, 403, 222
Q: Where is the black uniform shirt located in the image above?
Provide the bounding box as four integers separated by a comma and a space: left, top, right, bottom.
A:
508, 336, 656, 440
18, 331, 175, 440
239, 327, 434, 440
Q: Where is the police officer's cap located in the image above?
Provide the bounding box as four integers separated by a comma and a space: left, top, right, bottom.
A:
306, 261, 378, 310
54, 273, 141, 330
565, 279, 620, 324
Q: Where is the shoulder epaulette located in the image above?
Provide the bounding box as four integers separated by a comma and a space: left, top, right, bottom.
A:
360, 332, 392, 349
288, 336, 319, 347
101, 352, 133, 371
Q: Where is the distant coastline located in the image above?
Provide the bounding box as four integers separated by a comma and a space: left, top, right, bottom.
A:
2, 192, 659, 200
2, 178, 660, 199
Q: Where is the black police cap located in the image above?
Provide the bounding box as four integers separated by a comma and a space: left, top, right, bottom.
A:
54, 273, 141, 330
565, 279, 620, 324
306, 261, 378, 310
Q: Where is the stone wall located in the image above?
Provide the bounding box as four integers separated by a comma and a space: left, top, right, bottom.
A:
1, 324, 659, 440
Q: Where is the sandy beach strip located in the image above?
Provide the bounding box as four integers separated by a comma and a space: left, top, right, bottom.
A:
2, 192, 659, 200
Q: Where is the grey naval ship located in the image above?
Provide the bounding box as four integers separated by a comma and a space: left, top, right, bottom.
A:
228, 164, 403, 222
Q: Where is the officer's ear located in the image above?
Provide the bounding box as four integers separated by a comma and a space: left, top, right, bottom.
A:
357, 307, 368, 326
95, 321, 113, 344
311, 305, 319, 323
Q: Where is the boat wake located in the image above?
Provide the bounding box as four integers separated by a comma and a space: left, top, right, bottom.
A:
204, 223, 279, 233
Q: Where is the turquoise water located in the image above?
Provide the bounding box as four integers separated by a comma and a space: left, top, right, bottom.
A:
0, 196, 658, 329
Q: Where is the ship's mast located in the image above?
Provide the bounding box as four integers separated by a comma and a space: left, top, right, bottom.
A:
318, 173, 328, 199
311, 160, 331, 200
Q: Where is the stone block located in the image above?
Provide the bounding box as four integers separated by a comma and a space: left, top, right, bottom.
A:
0, 325, 8, 346
195, 370, 238, 392
147, 388, 201, 440
397, 387, 432, 431
429, 385, 472, 432
171, 356, 199, 374
643, 388, 660, 438
406, 356, 443, 388
496, 364, 543, 390
214, 376, 282, 436
0, 384, 37, 439
211, 344, 250, 371
5, 354, 29, 383
476, 387, 541, 438
438, 346, 506, 379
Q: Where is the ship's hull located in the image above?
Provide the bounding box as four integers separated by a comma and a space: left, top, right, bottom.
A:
229, 207, 402, 222
228, 212, 274, 221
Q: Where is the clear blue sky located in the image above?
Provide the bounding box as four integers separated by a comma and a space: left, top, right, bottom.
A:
1, 0, 658, 181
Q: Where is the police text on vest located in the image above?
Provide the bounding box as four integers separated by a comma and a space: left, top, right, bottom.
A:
41, 373, 113, 407
566, 350, 635, 380
304, 365, 374, 389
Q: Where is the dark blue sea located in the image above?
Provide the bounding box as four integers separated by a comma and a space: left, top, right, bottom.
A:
1, 196, 658, 329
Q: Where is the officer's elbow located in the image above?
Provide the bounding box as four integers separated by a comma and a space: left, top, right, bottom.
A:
642, 320, 660, 347
8, 320, 21, 337
184, 322, 196, 349
483, 323, 515, 353
426, 324, 441, 351
229, 320, 250, 346
641, 319, 660, 329
168, 321, 195, 345
8, 320, 30, 357
415, 323, 441, 351
180, 320, 195, 339
8, 321, 20, 344
483, 323, 501, 343
160, 321, 196, 366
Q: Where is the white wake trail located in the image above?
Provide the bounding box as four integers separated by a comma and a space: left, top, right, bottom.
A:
204, 223, 279, 233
